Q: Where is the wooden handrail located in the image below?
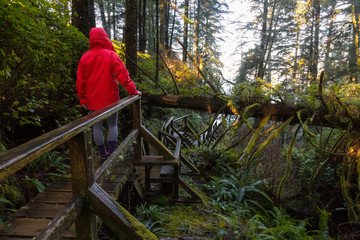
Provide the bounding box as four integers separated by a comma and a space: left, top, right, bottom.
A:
0, 95, 140, 181
0, 94, 163, 240
173, 115, 190, 122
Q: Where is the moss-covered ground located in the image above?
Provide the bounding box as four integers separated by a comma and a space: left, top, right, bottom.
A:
159, 204, 227, 239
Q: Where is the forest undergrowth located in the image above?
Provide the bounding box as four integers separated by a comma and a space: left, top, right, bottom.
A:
134, 109, 360, 240
132, 146, 330, 239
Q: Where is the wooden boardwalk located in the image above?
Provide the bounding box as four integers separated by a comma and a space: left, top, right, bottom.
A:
0, 157, 137, 239
0, 97, 203, 239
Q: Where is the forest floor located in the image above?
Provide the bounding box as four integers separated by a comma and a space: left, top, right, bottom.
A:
158, 204, 224, 239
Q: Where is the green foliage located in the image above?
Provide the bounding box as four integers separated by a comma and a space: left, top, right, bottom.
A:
0, 0, 88, 145
0, 177, 22, 211
0, 177, 22, 225
246, 207, 312, 240
25, 150, 69, 184
230, 78, 275, 113
135, 203, 168, 235
184, 145, 238, 176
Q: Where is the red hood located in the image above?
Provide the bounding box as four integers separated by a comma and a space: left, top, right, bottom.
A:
89, 28, 115, 52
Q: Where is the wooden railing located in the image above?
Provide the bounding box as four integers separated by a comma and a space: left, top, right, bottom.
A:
158, 115, 200, 176
0, 95, 159, 240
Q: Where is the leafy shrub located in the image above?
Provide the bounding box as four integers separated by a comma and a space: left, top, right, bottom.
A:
0, 0, 88, 147
135, 203, 168, 235
184, 146, 238, 176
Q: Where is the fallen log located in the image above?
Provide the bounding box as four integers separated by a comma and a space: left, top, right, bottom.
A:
141, 94, 359, 131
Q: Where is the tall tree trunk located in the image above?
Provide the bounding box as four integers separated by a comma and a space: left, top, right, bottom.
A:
155, 0, 160, 81
164, 0, 170, 53
182, 0, 189, 62
351, 0, 360, 81
310, 0, 320, 82
257, 0, 268, 79
148, 1, 155, 52
169, 0, 177, 55
292, 26, 300, 84
98, 0, 109, 35
125, 0, 138, 79
324, 1, 336, 80
194, 0, 200, 67
106, 0, 111, 39
260, 3, 279, 81
139, 0, 147, 52
308, 16, 314, 82
112, 0, 116, 40
71, 0, 95, 37
160, 0, 166, 54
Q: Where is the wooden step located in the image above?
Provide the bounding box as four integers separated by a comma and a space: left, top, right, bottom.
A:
133, 157, 178, 166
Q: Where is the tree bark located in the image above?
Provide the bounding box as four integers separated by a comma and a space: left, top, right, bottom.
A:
164, 0, 170, 52
155, 0, 160, 81
324, 1, 336, 80
139, 0, 147, 52
310, 0, 320, 83
257, 0, 268, 79
125, 0, 138, 79
182, 0, 189, 62
98, 0, 109, 35
169, 0, 177, 54
71, 0, 96, 37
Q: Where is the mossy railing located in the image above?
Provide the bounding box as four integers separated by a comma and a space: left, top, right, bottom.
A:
0, 95, 158, 240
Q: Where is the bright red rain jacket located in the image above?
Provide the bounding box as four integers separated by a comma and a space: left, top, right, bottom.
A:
76, 28, 138, 110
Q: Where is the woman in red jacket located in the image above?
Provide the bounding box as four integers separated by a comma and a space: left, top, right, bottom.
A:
76, 27, 140, 160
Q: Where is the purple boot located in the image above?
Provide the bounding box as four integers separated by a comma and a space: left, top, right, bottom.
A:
97, 145, 109, 162
108, 141, 117, 155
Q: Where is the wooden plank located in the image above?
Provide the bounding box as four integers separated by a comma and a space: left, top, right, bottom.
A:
0, 95, 140, 181
89, 183, 158, 240
1, 237, 37, 240
174, 138, 181, 160
173, 164, 179, 199
180, 155, 200, 174
36, 195, 84, 240
179, 177, 203, 201
172, 127, 193, 147
133, 159, 178, 166
0, 218, 47, 237
132, 178, 144, 200
14, 203, 66, 218
31, 192, 73, 204
163, 117, 174, 132
0, 218, 69, 238
45, 181, 72, 192
140, 125, 175, 160
160, 166, 174, 176
149, 177, 173, 183
94, 129, 138, 184
158, 130, 178, 141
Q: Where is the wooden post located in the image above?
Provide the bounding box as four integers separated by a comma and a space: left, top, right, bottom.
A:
145, 165, 151, 191
173, 163, 179, 199
119, 181, 131, 211
169, 120, 172, 135
68, 130, 97, 240
133, 98, 142, 160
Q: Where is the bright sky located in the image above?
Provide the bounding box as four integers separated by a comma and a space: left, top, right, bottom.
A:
219, 0, 252, 82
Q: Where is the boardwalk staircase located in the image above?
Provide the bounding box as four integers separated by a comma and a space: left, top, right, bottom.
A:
0, 95, 203, 240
